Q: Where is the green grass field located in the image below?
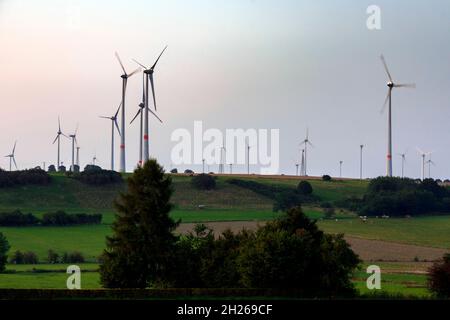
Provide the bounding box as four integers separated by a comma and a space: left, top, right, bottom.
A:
318, 215, 450, 248
0, 262, 431, 297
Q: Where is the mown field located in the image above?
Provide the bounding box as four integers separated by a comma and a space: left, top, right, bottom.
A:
0, 173, 449, 297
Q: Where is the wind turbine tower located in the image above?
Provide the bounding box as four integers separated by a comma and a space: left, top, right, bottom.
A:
115, 52, 141, 173
380, 55, 416, 177
100, 103, 121, 171
300, 129, 313, 176
5, 141, 17, 171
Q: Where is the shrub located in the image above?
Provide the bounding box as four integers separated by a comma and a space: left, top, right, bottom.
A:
170, 168, 178, 174
191, 174, 216, 190
47, 250, 60, 264
297, 181, 313, 195
0, 233, 10, 272
41, 211, 102, 226
23, 251, 39, 264
9, 250, 24, 264
48, 165, 56, 172
184, 169, 194, 174
74, 168, 122, 185
0, 210, 39, 226
322, 175, 332, 181
0, 169, 51, 188
62, 251, 85, 263
428, 254, 450, 298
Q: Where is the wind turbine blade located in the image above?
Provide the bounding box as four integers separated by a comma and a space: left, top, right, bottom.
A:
12, 141, 17, 154
308, 141, 314, 148
132, 58, 147, 69
151, 45, 168, 70
380, 54, 393, 82
149, 73, 157, 111
52, 135, 59, 144
75, 123, 79, 136
147, 108, 163, 123
380, 90, 390, 114
416, 147, 424, 155
114, 119, 121, 136
58, 116, 61, 132
115, 102, 122, 118
130, 109, 141, 124
99, 116, 110, 119
127, 67, 141, 78
13, 157, 17, 169
115, 51, 127, 75
394, 83, 416, 88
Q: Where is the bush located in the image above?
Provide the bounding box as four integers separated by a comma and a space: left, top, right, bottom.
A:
48, 165, 56, 172
359, 177, 449, 217
191, 174, 216, 190
184, 169, 194, 174
9, 250, 38, 264
73, 168, 122, 186
428, 254, 450, 298
322, 175, 332, 181
0, 233, 10, 272
0, 169, 51, 188
0, 210, 40, 226
62, 251, 85, 263
41, 211, 102, 226
297, 181, 313, 195
170, 168, 178, 174
47, 250, 60, 264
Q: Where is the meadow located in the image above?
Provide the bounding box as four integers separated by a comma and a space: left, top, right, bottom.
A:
0, 173, 448, 297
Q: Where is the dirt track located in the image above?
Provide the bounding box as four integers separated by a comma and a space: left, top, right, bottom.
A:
177, 221, 449, 262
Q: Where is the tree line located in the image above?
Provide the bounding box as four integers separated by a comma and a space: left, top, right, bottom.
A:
0, 210, 102, 226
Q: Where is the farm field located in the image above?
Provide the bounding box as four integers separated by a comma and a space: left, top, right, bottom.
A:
0, 262, 432, 297
0, 174, 449, 297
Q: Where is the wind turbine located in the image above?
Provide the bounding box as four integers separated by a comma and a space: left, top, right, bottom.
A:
132, 46, 167, 163
339, 160, 343, 178
92, 154, 98, 166
52, 117, 68, 170
130, 73, 162, 167
300, 129, 313, 176
426, 157, 436, 179
5, 141, 17, 171
115, 51, 141, 173
417, 147, 432, 181
380, 55, 416, 177
100, 102, 121, 171
246, 141, 253, 175
69, 125, 78, 172
360, 144, 364, 180
76, 146, 80, 168
397, 150, 407, 178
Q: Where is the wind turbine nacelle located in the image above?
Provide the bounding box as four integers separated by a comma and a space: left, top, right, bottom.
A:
387, 81, 394, 88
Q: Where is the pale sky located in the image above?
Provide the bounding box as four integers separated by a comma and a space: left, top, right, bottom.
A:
1, 0, 450, 178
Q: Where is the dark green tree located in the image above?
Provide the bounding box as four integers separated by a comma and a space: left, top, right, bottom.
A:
428, 253, 450, 298
297, 181, 313, 195
0, 232, 10, 272
99, 159, 179, 288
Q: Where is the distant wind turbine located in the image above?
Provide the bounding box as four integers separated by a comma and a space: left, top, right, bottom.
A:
69, 124, 78, 172
115, 51, 141, 173
300, 129, 313, 176
397, 150, 407, 178
417, 147, 432, 181
100, 102, 121, 171
426, 157, 436, 179
380, 54, 416, 177
52, 117, 68, 169
339, 160, 343, 178
132, 46, 167, 163
5, 141, 17, 171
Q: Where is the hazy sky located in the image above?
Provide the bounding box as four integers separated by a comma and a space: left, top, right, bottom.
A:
1, 0, 450, 178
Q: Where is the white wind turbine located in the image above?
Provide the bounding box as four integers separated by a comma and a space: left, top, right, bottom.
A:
69, 124, 78, 172
380, 55, 416, 177
130, 73, 162, 167
416, 147, 432, 181
397, 150, 408, 178
52, 117, 68, 170
300, 129, 313, 176
132, 46, 167, 163
100, 102, 121, 171
115, 51, 141, 173
5, 141, 17, 171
